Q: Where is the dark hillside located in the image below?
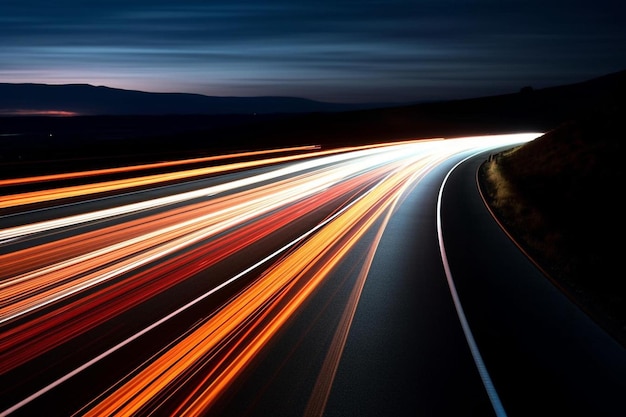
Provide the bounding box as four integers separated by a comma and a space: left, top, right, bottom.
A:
0, 83, 382, 115
480, 110, 625, 345
200, 69, 626, 149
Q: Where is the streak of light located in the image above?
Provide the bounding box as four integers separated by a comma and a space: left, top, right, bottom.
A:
0, 110, 78, 117
80, 155, 437, 416
0, 161, 396, 373
0, 140, 422, 241
0, 133, 541, 416
0, 150, 408, 325
0, 139, 426, 210
303, 154, 430, 417
0, 145, 320, 188
1, 156, 393, 417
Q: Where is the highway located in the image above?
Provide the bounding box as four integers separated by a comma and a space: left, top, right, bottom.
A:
1, 133, 623, 416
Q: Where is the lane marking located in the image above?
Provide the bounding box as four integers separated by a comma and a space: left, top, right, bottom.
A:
436, 151, 508, 417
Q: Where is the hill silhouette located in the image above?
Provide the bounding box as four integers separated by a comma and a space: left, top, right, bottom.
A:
1, 68, 624, 172
0, 83, 388, 116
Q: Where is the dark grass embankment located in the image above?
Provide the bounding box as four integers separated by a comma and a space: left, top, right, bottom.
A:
479, 112, 625, 346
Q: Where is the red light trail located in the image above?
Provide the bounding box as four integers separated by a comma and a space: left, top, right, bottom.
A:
0, 134, 540, 416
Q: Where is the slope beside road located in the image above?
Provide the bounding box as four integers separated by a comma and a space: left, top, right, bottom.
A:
442, 148, 626, 416
478, 114, 625, 347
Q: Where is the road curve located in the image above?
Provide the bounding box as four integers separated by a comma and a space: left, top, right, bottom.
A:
439, 150, 626, 417
2, 134, 585, 417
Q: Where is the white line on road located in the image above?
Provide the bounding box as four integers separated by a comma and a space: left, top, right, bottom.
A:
436, 150, 508, 417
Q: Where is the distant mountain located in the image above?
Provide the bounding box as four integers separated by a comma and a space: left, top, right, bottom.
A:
0, 83, 390, 116
1, 69, 624, 167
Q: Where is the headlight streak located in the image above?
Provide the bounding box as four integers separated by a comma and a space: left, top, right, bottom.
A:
0, 146, 327, 209
0, 145, 321, 188
304, 157, 437, 417
0, 141, 422, 242
0, 151, 412, 325
0, 134, 541, 416
81, 138, 536, 416
0, 162, 397, 374
2, 149, 402, 417
80, 156, 428, 417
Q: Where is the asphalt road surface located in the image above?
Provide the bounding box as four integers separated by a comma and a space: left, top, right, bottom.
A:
1, 133, 623, 417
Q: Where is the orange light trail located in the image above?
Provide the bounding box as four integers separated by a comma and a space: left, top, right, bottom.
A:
0, 145, 319, 188
78, 149, 460, 416
0, 140, 423, 210
0, 134, 542, 416
0, 160, 395, 374
0, 149, 410, 324
0, 140, 426, 240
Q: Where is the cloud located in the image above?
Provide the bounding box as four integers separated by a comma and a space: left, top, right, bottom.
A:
1, 1, 625, 102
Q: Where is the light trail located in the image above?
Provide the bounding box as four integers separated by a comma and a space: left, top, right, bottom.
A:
0, 146, 418, 323
303, 157, 431, 417
0, 161, 399, 373
80, 153, 431, 417
0, 145, 320, 188
0, 147, 321, 210
0, 141, 422, 241
0, 134, 541, 416
0, 140, 428, 211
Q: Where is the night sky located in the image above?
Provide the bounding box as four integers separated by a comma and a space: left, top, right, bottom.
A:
2, 0, 625, 103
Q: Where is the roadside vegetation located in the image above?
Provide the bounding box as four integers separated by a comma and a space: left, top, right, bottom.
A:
479, 112, 624, 346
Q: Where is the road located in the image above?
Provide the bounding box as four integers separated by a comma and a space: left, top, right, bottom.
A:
1, 133, 623, 416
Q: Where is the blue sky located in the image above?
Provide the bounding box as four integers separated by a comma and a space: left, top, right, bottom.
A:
2, 0, 625, 103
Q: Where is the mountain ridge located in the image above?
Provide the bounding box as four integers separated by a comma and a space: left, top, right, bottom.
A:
1, 68, 624, 167
1, 68, 624, 117
0, 82, 396, 116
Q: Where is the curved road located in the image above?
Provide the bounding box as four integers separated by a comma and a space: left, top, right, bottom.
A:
1, 134, 623, 416
438, 150, 626, 417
